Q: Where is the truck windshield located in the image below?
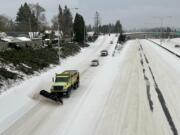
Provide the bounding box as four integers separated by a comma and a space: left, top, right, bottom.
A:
55, 77, 69, 82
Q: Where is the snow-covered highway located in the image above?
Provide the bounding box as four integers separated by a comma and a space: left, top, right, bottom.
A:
0, 35, 180, 135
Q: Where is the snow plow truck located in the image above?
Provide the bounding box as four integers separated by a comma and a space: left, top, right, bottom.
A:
40, 70, 80, 103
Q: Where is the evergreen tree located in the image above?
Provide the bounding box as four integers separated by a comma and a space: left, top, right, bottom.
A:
52, 5, 73, 37
16, 3, 38, 32
29, 3, 47, 31
51, 15, 58, 30
118, 33, 126, 43
115, 20, 122, 33
51, 4, 63, 30
58, 4, 63, 30
62, 6, 73, 36
73, 13, 85, 43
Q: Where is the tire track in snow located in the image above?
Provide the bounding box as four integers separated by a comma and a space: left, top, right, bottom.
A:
139, 41, 178, 135
91, 40, 126, 135
56, 35, 118, 135
80, 35, 116, 76
138, 46, 153, 112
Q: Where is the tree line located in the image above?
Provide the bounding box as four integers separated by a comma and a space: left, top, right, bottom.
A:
0, 2, 124, 43
0, 3, 47, 32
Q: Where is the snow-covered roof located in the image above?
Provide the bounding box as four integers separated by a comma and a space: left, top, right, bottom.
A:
87, 32, 94, 36
45, 30, 52, 34
0, 32, 7, 38
17, 37, 31, 42
1, 36, 15, 42
1, 36, 25, 43
54, 30, 63, 38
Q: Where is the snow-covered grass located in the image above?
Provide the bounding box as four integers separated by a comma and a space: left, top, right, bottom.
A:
0, 41, 87, 93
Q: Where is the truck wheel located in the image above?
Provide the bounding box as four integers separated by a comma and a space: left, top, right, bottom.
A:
74, 83, 78, 89
66, 89, 71, 98
77, 82, 80, 88
66, 91, 70, 98
73, 83, 76, 90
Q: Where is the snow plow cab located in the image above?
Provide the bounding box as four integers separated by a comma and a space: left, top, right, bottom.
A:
40, 70, 80, 103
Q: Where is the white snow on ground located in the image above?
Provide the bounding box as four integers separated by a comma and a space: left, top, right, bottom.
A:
171, 38, 180, 44
140, 39, 180, 134
1, 36, 180, 135
148, 39, 180, 72
150, 38, 180, 55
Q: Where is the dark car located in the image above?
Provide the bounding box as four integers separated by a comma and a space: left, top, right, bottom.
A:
110, 41, 113, 44
175, 45, 180, 48
91, 59, 99, 66
100, 50, 108, 56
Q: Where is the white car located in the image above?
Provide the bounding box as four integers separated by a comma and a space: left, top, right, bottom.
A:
91, 60, 99, 66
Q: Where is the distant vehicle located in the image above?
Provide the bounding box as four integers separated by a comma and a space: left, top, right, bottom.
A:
101, 50, 108, 56
110, 41, 113, 44
40, 70, 80, 103
91, 59, 99, 66
175, 45, 180, 48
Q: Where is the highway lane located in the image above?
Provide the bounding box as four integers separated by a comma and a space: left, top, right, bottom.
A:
1, 34, 118, 135
2, 38, 180, 135
140, 39, 180, 135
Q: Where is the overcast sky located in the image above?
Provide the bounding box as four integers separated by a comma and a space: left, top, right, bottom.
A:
0, 0, 180, 29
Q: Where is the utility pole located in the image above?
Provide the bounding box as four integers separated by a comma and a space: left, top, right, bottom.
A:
160, 18, 163, 43
71, 8, 78, 42
94, 11, 100, 34
58, 23, 61, 63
